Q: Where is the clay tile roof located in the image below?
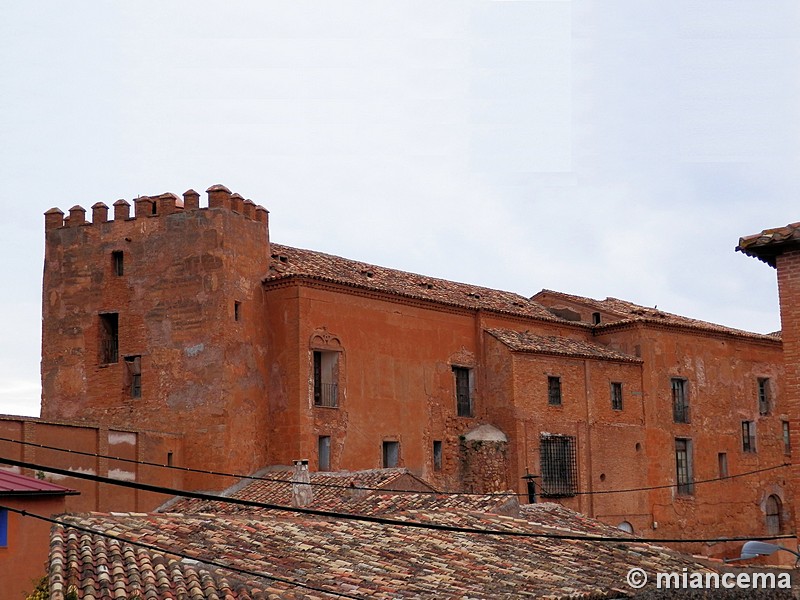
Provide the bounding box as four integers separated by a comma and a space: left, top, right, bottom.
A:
487, 328, 641, 363
265, 244, 567, 322
736, 222, 800, 267
535, 289, 779, 341
0, 469, 78, 495
164, 467, 438, 515
49, 507, 718, 599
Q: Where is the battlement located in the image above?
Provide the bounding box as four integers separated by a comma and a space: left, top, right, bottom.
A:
44, 184, 269, 230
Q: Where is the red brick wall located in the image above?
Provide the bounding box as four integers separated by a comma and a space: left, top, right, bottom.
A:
41, 192, 270, 485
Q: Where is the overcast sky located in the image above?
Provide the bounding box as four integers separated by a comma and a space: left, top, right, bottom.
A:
1, 1, 799, 417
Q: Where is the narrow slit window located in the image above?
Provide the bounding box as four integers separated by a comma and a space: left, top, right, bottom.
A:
318, 436, 331, 471
672, 378, 689, 423
742, 421, 756, 452
758, 378, 771, 415
167, 452, 173, 467
783, 421, 791, 454
99, 313, 119, 364
433, 440, 442, 471
234, 301, 241, 322
112, 251, 124, 276
125, 355, 141, 398
548, 376, 562, 406
675, 438, 694, 495
610, 382, 623, 411
718, 452, 728, 478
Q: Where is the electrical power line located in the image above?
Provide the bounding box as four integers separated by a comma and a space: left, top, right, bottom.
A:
0, 436, 789, 498
0, 503, 364, 600
0, 455, 793, 544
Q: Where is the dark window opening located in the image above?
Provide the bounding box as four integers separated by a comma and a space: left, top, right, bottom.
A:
672, 378, 689, 423
313, 351, 339, 407
611, 382, 623, 411
433, 440, 442, 471
539, 435, 577, 497
766, 495, 782, 534
453, 366, 473, 417
234, 301, 241, 322
742, 421, 756, 453
167, 452, 173, 467
383, 441, 399, 468
758, 378, 771, 415
124, 355, 141, 398
319, 436, 331, 471
675, 438, 694, 495
718, 452, 728, 478
99, 313, 119, 364
548, 376, 562, 406
783, 421, 791, 455
592, 312, 601, 325
112, 251, 124, 276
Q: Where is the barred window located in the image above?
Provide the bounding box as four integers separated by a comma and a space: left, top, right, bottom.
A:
313, 351, 339, 407
539, 434, 577, 497
766, 495, 782, 534
611, 382, 623, 411
672, 378, 689, 423
742, 421, 756, 453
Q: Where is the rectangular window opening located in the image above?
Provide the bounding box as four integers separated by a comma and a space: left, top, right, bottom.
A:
99, 313, 119, 364
675, 438, 694, 495
453, 366, 473, 417
313, 351, 339, 408
783, 421, 791, 455
758, 378, 771, 415
672, 378, 689, 423
124, 355, 141, 398
611, 382, 623, 411
433, 440, 442, 471
539, 435, 577, 497
718, 452, 728, 478
548, 376, 562, 406
318, 436, 331, 471
167, 452, 173, 467
742, 421, 756, 453
112, 251, 124, 276
234, 301, 241, 322
382, 441, 399, 468
0, 509, 7, 547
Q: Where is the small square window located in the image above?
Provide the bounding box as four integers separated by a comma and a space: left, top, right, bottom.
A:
433, 440, 442, 471
547, 376, 562, 406
610, 382, 623, 411
382, 441, 399, 468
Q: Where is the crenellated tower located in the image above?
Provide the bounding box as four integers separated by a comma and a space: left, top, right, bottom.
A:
41, 185, 271, 486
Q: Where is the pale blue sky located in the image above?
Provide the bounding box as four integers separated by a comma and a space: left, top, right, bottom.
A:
1, 1, 799, 417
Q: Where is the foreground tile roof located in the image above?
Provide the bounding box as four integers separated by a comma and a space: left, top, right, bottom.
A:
534, 289, 779, 341
265, 244, 565, 322
486, 328, 642, 363
737, 222, 800, 267
50, 505, 715, 599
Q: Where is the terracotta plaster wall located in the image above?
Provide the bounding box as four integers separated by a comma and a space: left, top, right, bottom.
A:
0, 495, 66, 598
596, 324, 788, 552
41, 203, 270, 484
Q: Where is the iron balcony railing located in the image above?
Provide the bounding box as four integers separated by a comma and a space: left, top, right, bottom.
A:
315, 382, 338, 407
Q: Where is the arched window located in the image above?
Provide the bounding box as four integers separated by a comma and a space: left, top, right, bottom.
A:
766, 494, 782, 534
617, 521, 634, 534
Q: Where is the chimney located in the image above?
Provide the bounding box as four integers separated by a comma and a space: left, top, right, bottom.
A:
291, 459, 313, 507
